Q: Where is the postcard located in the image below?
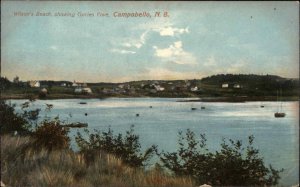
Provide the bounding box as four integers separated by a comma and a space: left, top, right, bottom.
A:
1, 1, 299, 187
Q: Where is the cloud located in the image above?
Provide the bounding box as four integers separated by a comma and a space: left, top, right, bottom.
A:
157, 26, 189, 36
137, 20, 189, 37
153, 41, 197, 65
111, 30, 149, 55
121, 30, 149, 49
111, 49, 136, 54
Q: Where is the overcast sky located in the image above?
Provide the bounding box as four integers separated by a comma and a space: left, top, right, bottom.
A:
1, 1, 299, 83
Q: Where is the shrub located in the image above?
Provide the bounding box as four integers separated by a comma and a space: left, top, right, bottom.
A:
159, 129, 283, 186
1, 135, 194, 187
0, 100, 30, 134
32, 118, 70, 151
75, 125, 157, 168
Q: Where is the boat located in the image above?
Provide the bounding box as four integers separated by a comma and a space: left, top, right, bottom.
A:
274, 90, 285, 118
79, 102, 87, 104
191, 107, 197, 110
201, 106, 205, 109
64, 122, 88, 128
274, 112, 285, 118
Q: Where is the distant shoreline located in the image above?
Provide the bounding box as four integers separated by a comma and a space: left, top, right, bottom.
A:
177, 96, 299, 102
1, 94, 298, 102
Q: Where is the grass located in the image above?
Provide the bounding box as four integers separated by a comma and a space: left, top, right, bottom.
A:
1, 135, 194, 187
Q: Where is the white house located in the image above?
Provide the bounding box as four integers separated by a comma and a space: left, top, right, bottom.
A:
190, 86, 198, 92
222, 83, 229, 88
40, 88, 48, 94
154, 85, 165, 91
72, 81, 87, 87
82, 87, 92, 94
29, 81, 40, 88
233, 84, 241, 88
74, 87, 92, 94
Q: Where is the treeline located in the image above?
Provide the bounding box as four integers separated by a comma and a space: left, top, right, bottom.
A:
201, 74, 299, 90
0, 100, 283, 186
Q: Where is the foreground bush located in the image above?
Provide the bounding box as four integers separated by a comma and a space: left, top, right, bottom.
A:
32, 118, 70, 151
159, 129, 283, 186
75, 125, 157, 168
0, 100, 29, 134
1, 135, 194, 187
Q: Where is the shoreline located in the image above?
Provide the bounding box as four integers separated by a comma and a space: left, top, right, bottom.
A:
1, 94, 299, 102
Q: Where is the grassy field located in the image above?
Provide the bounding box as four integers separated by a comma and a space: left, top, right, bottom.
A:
1, 135, 194, 187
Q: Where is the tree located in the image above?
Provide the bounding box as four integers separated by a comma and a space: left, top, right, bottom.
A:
0, 77, 11, 90
159, 129, 283, 186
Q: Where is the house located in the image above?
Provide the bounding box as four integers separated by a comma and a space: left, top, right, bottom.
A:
74, 87, 92, 94
29, 81, 40, 88
61, 83, 67, 87
40, 88, 48, 94
190, 86, 198, 92
154, 85, 165, 91
233, 84, 241, 89
72, 81, 87, 87
222, 83, 229, 88
82, 87, 92, 94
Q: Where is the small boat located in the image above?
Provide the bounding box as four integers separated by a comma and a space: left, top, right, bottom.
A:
274, 112, 285, 118
64, 122, 88, 128
149, 106, 153, 108
79, 102, 87, 104
201, 106, 205, 109
136, 113, 140, 117
260, 105, 264, 108
191, 107, 197, 110
274, 90, 285, 118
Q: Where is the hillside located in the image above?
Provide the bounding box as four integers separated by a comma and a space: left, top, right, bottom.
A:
1, 74, 299, 100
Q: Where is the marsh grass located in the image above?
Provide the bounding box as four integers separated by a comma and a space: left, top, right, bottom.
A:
1, 135, 194, 187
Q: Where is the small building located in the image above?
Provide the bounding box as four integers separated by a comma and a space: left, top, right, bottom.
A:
29, 81, 40, 88
190, 86, 198, 92
233, 84, 241, 89
222, 83, 229, 88
61, 83, 67, 87
82, 87, 92, 94
154, 85, 165, 91
40, 88, 48, 94
72, 81, 87, 87
74, 87, 92, 94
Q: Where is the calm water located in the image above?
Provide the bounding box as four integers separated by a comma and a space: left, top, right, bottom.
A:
10, 98, 299, 186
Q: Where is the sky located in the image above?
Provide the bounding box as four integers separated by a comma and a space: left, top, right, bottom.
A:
1, 1, 299, 83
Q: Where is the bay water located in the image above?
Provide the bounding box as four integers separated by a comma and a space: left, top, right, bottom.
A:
10, 98, 299, 186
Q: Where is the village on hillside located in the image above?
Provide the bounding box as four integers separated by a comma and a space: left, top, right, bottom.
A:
0, 74, 299, 100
